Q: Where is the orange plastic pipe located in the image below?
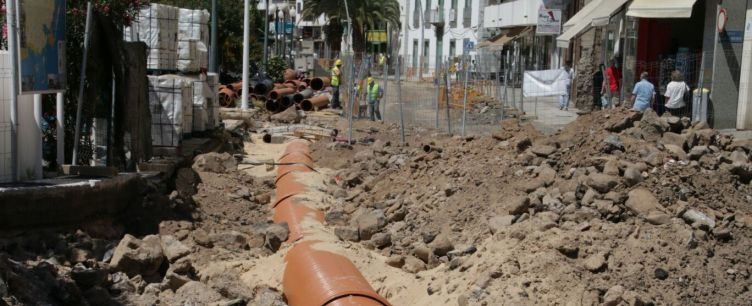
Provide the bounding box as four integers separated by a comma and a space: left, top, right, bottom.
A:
279, 151, 314, 168
276, 163, 313, 182
270, 87, 296, 100
284, 69, 297, 81
273, 197, 325, 242
283, 241, 390, 306
282, 140, 312, 157
301, 95, 330, 112
311, 77, 331, 91
274, 142, 391, 306
275, 174, 306, 204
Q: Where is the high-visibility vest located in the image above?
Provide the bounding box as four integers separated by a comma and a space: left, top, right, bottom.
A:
331, 67, 341, 86
367, 83, 380, 100
379, 55, 386, 66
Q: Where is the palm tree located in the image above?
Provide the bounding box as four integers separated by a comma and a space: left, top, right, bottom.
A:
303, 0, 400, 56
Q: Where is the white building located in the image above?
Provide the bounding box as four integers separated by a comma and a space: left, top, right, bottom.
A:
481, 0, 563, 69
398, 0, 484, 77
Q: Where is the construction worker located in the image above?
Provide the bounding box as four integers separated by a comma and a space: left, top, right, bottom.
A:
331, 59, 343, 109
366, 75, 383, 121
378, 53, 386, 73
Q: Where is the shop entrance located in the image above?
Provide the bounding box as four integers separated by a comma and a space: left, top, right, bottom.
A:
631, 1, 707, 115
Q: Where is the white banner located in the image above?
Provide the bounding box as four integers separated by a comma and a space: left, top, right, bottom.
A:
523, 69, 570, 97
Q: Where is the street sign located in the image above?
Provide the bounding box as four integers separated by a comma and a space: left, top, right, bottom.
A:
463, 40, 474, 53
720, 31, 744, 43
367, 30, 388, 43
537, 7, 562, 35
270, 22, 294, 34
285, 22, 294, 34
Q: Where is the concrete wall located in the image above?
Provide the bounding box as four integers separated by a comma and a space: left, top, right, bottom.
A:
710, 0, 749, 129
0, 174, 143, 230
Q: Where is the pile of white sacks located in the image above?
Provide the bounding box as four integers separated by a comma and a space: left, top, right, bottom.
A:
127, 4, 219, 149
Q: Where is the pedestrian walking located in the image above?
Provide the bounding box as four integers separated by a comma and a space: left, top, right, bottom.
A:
331, 59, 343, 109
664, 70, 690, 117
631, 72, 655, 112
593, 64, 605, 110
605, 58, 622, 108
559, 62, 573, 111
366, 75, 383, 121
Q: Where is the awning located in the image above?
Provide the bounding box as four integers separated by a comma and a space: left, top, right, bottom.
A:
627, 0, 698, 18
556, 0, 629, 48
479, 27, 532, 51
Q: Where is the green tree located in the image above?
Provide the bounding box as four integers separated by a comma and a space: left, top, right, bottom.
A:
302, 0, 400, 56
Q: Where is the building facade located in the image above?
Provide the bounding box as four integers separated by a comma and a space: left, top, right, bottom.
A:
560, 0, 752, 130
397, 0, 484, 78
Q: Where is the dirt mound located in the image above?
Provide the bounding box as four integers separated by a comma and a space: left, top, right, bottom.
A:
312, 108, 752, 305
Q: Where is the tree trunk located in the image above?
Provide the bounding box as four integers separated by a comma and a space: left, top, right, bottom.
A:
325, 19, 343, 54
352, 23, 366, 57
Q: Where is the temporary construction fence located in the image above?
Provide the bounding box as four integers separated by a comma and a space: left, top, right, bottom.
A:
332, 50, 567, 139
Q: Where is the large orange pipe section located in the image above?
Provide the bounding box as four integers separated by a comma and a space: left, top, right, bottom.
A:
311, 77, 331, 91
300, 95, 331, 112
273, 140, 390, 306
284, 241, 390, 306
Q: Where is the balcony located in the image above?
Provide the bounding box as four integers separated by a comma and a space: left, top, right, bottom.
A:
427, 9, 445, 26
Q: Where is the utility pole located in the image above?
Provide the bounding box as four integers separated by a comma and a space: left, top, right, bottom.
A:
209, 0, 218, 73
418, 0, 425, 79
241, 0, 250, 109
343, 0, 356, 144
72, 2, 93, 165
5, 0, 19, 179
263, 0, 270, 70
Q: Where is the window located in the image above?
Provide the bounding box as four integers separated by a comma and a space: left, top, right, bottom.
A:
413, 40, 419, 69
449, 40, 456, 58
423, 40, 430, 70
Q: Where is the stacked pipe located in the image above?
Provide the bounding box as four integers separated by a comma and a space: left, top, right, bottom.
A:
218, 70, 333, 113
272, 140, 391, 306
262, 75, 331, 114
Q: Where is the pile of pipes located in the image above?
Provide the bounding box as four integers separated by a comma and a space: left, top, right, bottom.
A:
217, 69, 333, 113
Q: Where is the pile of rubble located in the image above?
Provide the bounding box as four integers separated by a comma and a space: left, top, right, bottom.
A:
316, 108, 752, 305
0, 153, 287, 305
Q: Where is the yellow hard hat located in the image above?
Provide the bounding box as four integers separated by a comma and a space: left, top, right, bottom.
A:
335, 59, 343, 66
367, 77, 374, 83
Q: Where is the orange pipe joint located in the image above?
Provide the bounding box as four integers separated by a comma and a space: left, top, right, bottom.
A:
279, 152, 314, 169
273, 197, 325, 242
283, 241, 391, 306
282, 140, 312, 157
274, 173, 307, 204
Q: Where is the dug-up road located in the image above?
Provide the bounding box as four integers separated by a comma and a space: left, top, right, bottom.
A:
0, 108, 751, 306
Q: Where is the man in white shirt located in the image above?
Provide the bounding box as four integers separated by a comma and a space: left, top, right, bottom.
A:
559, 62, 573, 111
664, 70, 689, 117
